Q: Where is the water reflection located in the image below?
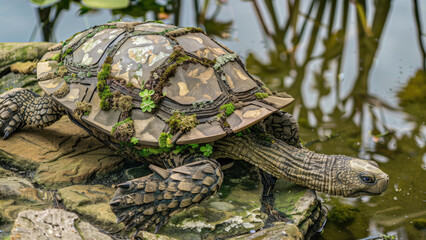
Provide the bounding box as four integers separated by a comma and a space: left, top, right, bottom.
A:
3, 0, 426, 239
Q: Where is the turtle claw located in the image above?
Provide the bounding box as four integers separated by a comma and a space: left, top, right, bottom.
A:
109, 199, 121, 207
3, 130, 10, 140
117, 182, 132, 190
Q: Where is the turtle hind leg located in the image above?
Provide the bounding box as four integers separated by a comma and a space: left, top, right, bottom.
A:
0, 88, 65, 139
110, 157, 223, 234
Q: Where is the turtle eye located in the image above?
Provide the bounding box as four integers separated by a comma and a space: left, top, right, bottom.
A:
360, 174, 375, 184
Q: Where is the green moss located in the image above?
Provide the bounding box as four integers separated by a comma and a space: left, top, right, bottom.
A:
51, 53, 61, 61
136, 146, 172, 158
97, 63, 112, 110
412, 218, 426, 229
328, 204, 359, 225
167, 112, 199, 133
112, 92, 133, 113
220, 103, 236, 116
74, 101, 92, 116
112, 117, 133, 134
62, 48, 73, 59
159, 132, 173, 148
255, 92, 269, 99
173, 144, 199, 154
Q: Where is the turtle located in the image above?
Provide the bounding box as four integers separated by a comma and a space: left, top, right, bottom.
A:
0, 21, 388, 234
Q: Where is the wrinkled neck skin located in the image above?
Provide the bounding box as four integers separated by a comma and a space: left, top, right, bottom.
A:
213, 133, 389, 197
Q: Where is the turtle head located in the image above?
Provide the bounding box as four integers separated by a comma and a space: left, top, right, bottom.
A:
331, 157, 389, 197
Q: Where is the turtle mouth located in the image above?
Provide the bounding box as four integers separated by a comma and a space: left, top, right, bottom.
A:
348, 190, 383, 197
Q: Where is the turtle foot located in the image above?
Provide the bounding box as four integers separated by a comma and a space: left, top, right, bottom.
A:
0, 88, 33, 139
110, 159, 223, 233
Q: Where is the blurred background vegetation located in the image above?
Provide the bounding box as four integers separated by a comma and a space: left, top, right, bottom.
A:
1, 0, 425, 239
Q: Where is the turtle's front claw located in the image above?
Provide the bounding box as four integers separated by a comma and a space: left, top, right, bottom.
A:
0, 89, 28, 139
3, 130, 10, 139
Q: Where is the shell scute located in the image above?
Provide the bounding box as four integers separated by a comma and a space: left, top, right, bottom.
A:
176, 33, 228, 60
132, 110, 166, 146
162, 64, 222, 105
82, 92, 122, 134
110, 35, 173, 87
222, 62, 258, 93
72, 28, 125, 66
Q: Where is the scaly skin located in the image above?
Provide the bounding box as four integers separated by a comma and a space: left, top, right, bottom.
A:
110, 157, 223, 235
213, 133, 389, 197
0, 88, 65, 138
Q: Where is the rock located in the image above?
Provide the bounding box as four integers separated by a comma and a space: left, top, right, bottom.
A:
159, 161, 266, 239
0, 117, 125, 188
58, 184, 122, 231
0, 42, 54, 69
0, 72, 40, 95
0, 177, 33, 198
0, 167, 16, 178
274, 179, 327, 237
10, 208, 112, 240
232, 222, 304, 240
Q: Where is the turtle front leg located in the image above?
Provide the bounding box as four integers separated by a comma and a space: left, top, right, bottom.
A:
109, 156, 223, 235
0, 88, 65, 139
260, 111, 301, 223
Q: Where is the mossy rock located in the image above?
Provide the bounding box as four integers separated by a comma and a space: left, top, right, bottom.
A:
0, 117, 125, 188
58, 184, 122, 231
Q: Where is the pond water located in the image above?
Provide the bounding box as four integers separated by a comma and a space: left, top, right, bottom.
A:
0, 0, 425, 239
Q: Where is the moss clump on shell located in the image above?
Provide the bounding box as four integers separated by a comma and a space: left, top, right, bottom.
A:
97, 63, 113, 110
255, 92, 269, 99
167, 112, 199, 134
112, 92, 133, 114
220, 103, 236, 117
53, 83, 70, 98
74, 101, 92, 116
112, 117, 134, 142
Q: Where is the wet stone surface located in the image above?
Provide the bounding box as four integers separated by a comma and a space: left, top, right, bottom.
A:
11, 209, 113, 240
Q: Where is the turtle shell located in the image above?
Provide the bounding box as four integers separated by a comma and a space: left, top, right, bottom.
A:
37, 22, 293, 147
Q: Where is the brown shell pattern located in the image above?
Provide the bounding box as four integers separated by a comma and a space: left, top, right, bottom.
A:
37, 22, 293, 146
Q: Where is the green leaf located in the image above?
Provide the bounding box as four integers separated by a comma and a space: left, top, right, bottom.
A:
30, 0, 60, 6
130, 137, 139, 145
139, 89, 155, 100
82, 0, 129, 9
200, 144, 213, 157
